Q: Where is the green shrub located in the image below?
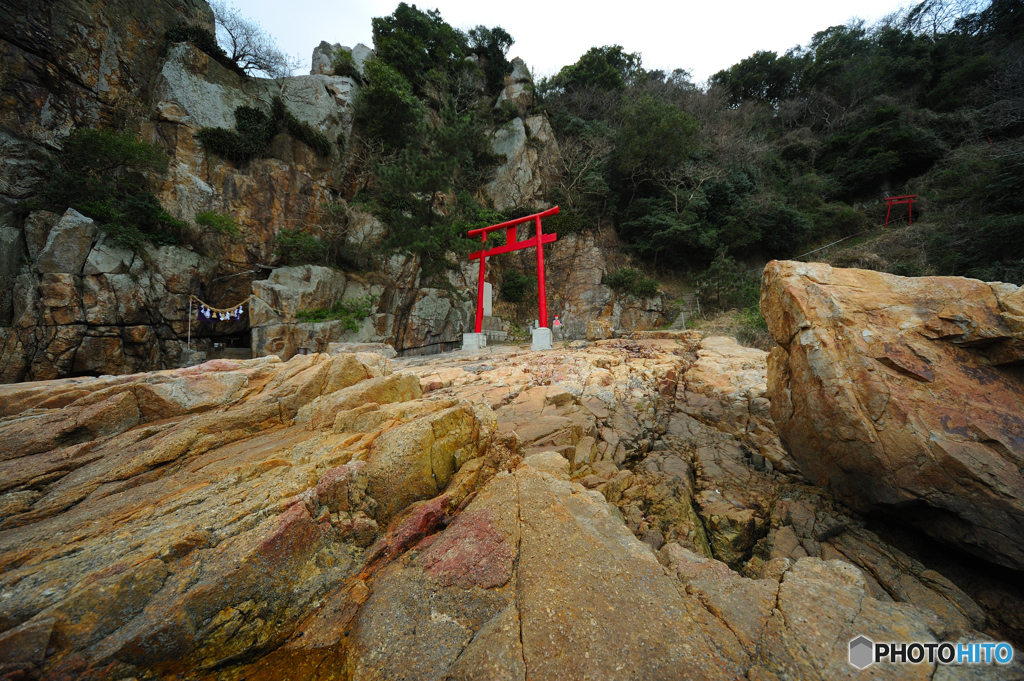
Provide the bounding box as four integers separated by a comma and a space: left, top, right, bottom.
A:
196, 105, 274, 163
543, 211, 587, 235
165, 24, 246, 77
500, 268, 535, 302
40, 128, 183, 250
195, 210, 240, 235
753, 203, 813, 257
332, 49, 362, 80
605, 267, 660, 298
696, 251, 761, 312
271, 97, 333, 157
197, 99, 333, 164
273, 228, 328, 265
295, 295, 377, 331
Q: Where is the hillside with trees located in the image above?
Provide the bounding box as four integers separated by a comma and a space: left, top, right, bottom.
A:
332, 0, 1023, 333
532, 0, 1023, 300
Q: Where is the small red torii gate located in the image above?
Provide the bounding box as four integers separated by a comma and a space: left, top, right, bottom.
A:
884, 194, 917, 227
468, 206, 559, 333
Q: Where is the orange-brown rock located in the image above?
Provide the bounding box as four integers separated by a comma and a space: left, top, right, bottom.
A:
763, 260, 1024, 571
2, 337, 1020, 679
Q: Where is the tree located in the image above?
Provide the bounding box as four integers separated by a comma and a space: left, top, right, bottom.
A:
467, 26, 515, 96
355, 57, 423, 149
616, 92, 700, 189
555, 45, 643, 92
372, 3, 470, 93
710, 50, 800, 106
209, 1, 300, 78
373, 105, 490, 281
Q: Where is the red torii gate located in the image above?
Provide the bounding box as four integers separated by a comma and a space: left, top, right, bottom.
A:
468, 206, 559, 333
884, 194, 917, 227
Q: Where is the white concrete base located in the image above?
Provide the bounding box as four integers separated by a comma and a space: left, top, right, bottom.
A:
462, 332, 487, 352
531, 327, 552, 351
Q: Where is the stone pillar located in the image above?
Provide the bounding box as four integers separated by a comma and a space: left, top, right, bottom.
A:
531, 327, 552, 351
483, 282, 493, 317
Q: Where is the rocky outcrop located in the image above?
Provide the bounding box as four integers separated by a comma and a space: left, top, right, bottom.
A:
310, 41, 372, 77
0, 208, 219, 382
494, 57, 533, 112
0, 0, 213, 138
147, 41, 357, 266
250, 264, 476, 358
762, 260, 1024, 572
486, 114, 559, 212
499, 224, 670, 338
1, 9, 364, 382
3, 337, 1018, 679
1, 3, 660, 381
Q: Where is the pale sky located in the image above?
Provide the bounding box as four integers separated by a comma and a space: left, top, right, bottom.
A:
233, 0, 915, 83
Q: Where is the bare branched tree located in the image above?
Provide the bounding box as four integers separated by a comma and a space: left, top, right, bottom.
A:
554, 134, 613, 215
984, 49, 1024, 132
209, 1, 302, 78
880, 0, 987, 36
654, 162, 724, 215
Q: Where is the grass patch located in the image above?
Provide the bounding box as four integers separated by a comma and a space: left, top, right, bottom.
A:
295, 295, 377, 331
194, 210, 240, 235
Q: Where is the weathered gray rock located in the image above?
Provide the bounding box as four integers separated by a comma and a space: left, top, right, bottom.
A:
310, 41, 342, 75
0, 222, 22, 324
34, 209, 96, 274
82, 236, 134, 275
21, 211, 59, 262
495, 83, 532, 111
251, 265, 356, 326
310, 42, 372, 78
351, 44, 374, 76
251, 264, 476, 359
486, 116, 559, 211
509, 57, 531, 83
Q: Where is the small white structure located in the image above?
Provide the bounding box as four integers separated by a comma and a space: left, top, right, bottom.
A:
462, 332, 487, 352
482, 282, 493, 317
531, 326, 552, 351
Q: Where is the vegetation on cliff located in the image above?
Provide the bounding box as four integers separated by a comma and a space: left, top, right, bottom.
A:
536, 0, 1023, 286
36, 128, 186, 250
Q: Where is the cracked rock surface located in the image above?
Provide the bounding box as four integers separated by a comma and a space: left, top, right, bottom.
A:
763, 260, 1024, 572
0, 332, 1020, 679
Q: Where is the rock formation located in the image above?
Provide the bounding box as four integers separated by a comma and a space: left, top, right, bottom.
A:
2, 333, 1020, 678
0, 0, 667, 380
763, 260, 1024, 572
0, 209, 218, 382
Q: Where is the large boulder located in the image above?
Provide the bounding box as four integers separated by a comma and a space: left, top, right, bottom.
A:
762, 260, 1024, 570
34, 209, 96, 275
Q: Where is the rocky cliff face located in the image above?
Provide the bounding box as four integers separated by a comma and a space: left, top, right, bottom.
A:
0, 0, 665, 380
500, 224, 669, 337
763, 260, 1024, 573
2, 332, 1020, 678
0, 209, 219, 382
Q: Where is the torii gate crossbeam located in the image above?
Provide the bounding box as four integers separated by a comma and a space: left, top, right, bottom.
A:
468, 206, 559, 333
